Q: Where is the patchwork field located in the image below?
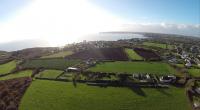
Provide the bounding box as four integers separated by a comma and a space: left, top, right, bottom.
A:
67, 48, 129, 61
143, 42, 173, 49
134, 48, 160, 61
41, 51, 73, 58
19, 80, 191, 110
125, 48, 143, 60
188, 69, 200, 77
36, 70, 63, 79
0, 60, 16, 74
21, 58, 80, 70
88, 61, 177, 75
0, 70, 32, 81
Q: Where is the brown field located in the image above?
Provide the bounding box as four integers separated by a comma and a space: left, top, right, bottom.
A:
0, 77, 32, 110
134, 48, 161, 61
66, 48, 129, 61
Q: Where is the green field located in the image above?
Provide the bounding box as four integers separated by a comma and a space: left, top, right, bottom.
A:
0, 70, 32, 80
88, 61, 177, 75
41, 51, 73, 58
143, 42, 173, 49
19, 80, 191, 110
125, 48, 143, 60
36, 70, 63, 79
188, 69, 200, 77
175, 64, 185, 68
21, 58, 80, 70
0, 60, 16, 74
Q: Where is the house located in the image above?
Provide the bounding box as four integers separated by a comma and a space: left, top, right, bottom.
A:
133, 74, 152, 82
185, 61, 192, 67
168, 58, 177, 63
85, 58, 97, 66
66, 67, 80, 72
195, 88, 200, 95
194, 101, 200, 108
159, 75, 176, 83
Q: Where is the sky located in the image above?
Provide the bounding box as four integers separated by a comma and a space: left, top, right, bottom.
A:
0, 0, 199, 48
90, 0, 200, 24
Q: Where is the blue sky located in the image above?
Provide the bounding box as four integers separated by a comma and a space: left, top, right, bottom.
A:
0, 0, 30, 21
0, 0, 199, 47
90, 0, 200, 24
0, 0, 199, 24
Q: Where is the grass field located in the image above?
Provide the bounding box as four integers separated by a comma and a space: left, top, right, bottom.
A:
36, 70, 63, 79
88, 61, 177, 75
19, 80, 191, 110
143, 42, 173, 49
0, 70, 32, 80
21, 58, 80, 70
175, 64, 185, 68
125, 48, 143, 60
188, 69, 200, 77
0, 60, 16, 74
41, 51, 73, 58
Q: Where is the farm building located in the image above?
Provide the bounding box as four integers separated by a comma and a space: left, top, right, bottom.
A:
66, 67, 80, 72
159, 75, 176, 83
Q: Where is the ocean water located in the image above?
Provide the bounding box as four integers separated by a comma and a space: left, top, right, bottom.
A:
83, 33, 146, 41
0, 33, 146, 51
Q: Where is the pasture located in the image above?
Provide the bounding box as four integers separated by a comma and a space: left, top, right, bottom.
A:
41, 51, 73, 58
36, 70, 63, 79
143, 42, 173, 49
88, 61, 177, 75
19, 80, 191, 110
188, 69, 200, 77
125, 48, 143, 60
0, 70, 32, 80
21, 58, 81, 70
0, 60, 16, 74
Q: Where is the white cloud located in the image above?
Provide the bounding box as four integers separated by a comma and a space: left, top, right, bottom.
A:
118, 23, 200, 37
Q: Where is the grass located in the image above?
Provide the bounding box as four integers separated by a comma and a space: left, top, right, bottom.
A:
88, 61, 177, 75
175, 64, 185, 68
143, 42, 173, 49
188, 69, 200, 77
41, 51, 73, 58
0, 60, 16, 74
0, 70, 32, 80
21, 58, 81, 70
36, 70, 63, 79
125, 48, 143, 60
19, 80, 191, 110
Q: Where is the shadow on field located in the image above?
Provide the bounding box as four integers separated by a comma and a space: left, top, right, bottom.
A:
128, 85, 146, 97
155, 88, 172, 96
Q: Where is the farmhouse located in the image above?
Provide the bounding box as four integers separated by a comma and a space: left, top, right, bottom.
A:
159, 75, 176, 83
85, 59, 97, 66
133, 74, 152, 82
66, 67, 80, 72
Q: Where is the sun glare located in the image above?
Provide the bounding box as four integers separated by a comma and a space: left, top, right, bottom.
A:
0, 0, 123, 46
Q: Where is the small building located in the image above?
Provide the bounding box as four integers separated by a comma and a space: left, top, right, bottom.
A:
168, 58, 177, 63
195, 88, 200, 95
85, 59, 97, 66
194, 101, 200, 108
66, 67, 80, 72
159, 75, 176, 83
185, 61, 192, 67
